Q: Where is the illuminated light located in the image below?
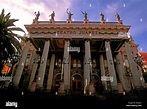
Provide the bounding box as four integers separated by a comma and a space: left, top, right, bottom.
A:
127, 34, 131, 38
21, 92, 24, 95
56, 32, 58, 36
89, 33, 92, 36
123, 4, 126, 7
140, 18, 143, 22
89, 92, 91, 95
1, 64, 11, 74
106, 48, 108, 51
86, 79, 87, 85
21, 62, 24, 66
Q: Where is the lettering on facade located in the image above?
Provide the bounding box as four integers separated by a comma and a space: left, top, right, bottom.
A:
101, 76, 113, 82
56, 31, 99, 35
30, 30, 105, 35
30, 31, 131, 36
67, 46, 80, 53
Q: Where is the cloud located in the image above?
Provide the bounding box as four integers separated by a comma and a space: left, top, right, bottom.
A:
0, 0, 72, 35
104, 3, 119, 21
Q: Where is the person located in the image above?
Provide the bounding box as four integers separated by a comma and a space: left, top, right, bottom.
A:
34, 11, 40, 20
49, 11, 55, 20
100, 12, 104, 21
66, 8, 73, 20
81, 11, 87, 20
115, 12, 120, 21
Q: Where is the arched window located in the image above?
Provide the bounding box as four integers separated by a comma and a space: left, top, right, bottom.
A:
77, 60, 81, 68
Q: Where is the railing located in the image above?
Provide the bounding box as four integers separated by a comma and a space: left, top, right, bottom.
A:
38, 21, 118, 26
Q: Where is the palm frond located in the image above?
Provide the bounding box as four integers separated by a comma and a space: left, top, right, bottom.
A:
8, 27, 25, 33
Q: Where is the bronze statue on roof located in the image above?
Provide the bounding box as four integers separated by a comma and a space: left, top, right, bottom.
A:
34, 11, 40, 20
115, 12, 120, 21
100, 12, 104, 21
81, 11, 88, 20
49, 11, 55, 20
66, 8, 73, 20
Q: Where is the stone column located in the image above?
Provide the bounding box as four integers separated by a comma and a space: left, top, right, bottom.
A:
12, 40, 30, 88
36, 40, 50, 90
28, 53, 39, 90
99, 54, 107, 90
125, 41, 143, 89
115, 52, 131, 92
46, 54, 55, 92
84, 40, 91, 86
63, 40, 70, 93
105, 40, 118, 90
68, 54, 71, 91
84, 40, 95, 94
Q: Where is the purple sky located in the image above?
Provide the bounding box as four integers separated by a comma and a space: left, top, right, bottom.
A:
1, 0, 147, 51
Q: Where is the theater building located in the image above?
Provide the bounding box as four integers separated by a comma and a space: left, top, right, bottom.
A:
12, 12, 146, 95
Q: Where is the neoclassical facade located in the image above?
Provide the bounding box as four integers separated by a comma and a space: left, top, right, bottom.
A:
12, 12, 146, 95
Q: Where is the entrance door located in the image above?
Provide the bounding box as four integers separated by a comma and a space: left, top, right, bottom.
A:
54, 74, 61, 92
92, 75, 102, 93
72, 75, 82, 93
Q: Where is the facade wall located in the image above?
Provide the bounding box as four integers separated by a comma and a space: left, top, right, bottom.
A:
11, 19, 146, 95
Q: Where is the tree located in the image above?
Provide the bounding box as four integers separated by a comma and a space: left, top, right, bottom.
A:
0, 8, 25, 73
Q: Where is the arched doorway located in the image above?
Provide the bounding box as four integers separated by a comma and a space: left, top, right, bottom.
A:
92, 75, 102, 94
72, 75, 82, 94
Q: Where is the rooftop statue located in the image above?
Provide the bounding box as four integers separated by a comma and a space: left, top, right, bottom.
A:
115, 12, 120, 21
81, 11, 87, 20
49, 11, 55, 20
34, 11, 40, 20
100, 12, 104, 21
66, 8, 73, 20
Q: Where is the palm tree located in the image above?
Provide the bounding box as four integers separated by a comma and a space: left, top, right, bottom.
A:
0, 8, 25, 73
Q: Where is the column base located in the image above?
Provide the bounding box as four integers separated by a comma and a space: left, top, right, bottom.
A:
29, 82, 36, 92
89, 83, 95, 95
84, 83, 95, 95
117, 83, 124, 93
66, 19, 72, 24
49, 19, 55, 23
58, 81, 65, 94
33, 19, 38, 24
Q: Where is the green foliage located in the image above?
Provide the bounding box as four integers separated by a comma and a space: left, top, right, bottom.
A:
0, 8, 25, 71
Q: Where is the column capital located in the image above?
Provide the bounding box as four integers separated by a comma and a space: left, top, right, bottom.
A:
84, 39, 91, 42
104, 38, 111, 42
24, 38, 31, 42
64, 39, 70, 42
44, 38, 51, 41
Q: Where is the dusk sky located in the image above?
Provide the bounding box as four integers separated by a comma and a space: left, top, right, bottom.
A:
1, 0, 147, 51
